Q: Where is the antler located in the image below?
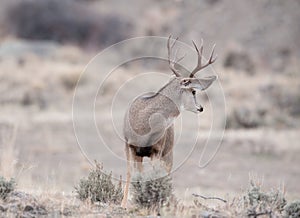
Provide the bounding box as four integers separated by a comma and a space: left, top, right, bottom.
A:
167, 35, 184, 77
189, 39, 217, 78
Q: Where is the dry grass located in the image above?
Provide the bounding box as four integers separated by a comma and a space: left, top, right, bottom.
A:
0, 124, 18, 179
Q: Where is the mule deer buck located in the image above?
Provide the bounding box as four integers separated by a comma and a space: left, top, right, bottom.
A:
121, 36, 217, 208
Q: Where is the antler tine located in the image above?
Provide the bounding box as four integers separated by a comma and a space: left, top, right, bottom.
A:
167, 35, 181, 77
176, 52, 186, 63
200, 43, 217, 67
190, 40, 203, 78
209, 44, 218, 63
190, 40, 217, 78
173, 48, 186, 68
174, 48, 185, 63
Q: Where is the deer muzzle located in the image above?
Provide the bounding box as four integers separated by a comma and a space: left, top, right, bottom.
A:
197, 106, 203, 112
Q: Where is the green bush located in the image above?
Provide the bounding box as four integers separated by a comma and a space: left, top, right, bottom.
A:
0, 176, 16, 200
75, 163, 123, 204
131, 168, 172, 210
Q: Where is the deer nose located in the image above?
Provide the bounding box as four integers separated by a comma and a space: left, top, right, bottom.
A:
197, 107, 203, 112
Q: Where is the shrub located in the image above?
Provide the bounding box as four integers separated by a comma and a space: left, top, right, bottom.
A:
224, 50, 255, 75
242, 181, 286, 217
284, 201, 300, 218
0, 176, 16, 200
131, 168, 172, 210
226, 106, 265, 129
75, 163, 123, 204
4, 0, 133, 48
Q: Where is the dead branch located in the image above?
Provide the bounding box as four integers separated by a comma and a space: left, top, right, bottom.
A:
192, 193, 227, 203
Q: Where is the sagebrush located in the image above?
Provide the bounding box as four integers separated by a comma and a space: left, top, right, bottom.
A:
131, 168, 172, 210
0, 176, 15, 200
241, 180, 286, 217
284, 201, 300, 218
75, 163, 123, 204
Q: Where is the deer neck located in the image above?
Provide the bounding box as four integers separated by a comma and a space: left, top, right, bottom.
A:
158, 77, 183, 115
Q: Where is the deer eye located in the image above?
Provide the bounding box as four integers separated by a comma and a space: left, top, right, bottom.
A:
182, 79, 190, 86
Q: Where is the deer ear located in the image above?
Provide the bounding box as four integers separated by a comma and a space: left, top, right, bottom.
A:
197, 75, 217, 90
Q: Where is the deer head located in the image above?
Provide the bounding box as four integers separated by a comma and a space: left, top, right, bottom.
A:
167, 36, 217, 113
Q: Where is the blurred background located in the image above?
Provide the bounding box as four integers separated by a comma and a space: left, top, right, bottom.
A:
0, 0, 299, 200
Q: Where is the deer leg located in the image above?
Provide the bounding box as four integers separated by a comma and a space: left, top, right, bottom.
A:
121, 143, 131, 208
149, 134, 167, 169
135, 156, 143, 173
158, 134, 167, 160
161, 151, 173, 174
161, 125, 174, 174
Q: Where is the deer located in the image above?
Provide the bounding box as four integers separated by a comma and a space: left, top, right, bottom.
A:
121, 36, 217, 208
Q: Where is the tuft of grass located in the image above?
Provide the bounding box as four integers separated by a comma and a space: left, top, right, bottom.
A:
75, 163, 123, 204
0, 176, 16, 200
131, 167, 172, 210
284, 201, 300, 218
0, 124, 19, 179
